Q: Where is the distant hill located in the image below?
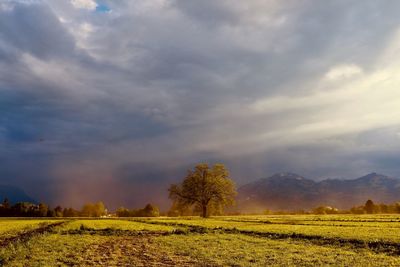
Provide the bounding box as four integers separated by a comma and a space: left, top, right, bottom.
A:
0, 185, 37, 204
236, 172, 400, 212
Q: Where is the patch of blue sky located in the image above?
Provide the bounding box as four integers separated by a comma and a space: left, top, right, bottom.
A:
96, 4, 111, 13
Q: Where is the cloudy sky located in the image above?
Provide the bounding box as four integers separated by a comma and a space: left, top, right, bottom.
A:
1, 0, 400, 209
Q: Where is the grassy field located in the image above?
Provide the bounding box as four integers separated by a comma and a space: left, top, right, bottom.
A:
0, 219, 64, 241
1, 215, 400, 266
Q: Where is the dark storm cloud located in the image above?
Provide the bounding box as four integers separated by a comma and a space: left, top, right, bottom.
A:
1, 0, 400, 209
0, 3, 75, 59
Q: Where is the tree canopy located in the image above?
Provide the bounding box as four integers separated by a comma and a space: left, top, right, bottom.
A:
81, 202, 106, 217
116, 203, 160, 217
168, 163, 236, 217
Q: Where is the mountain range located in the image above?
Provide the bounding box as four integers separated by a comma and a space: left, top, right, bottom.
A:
0, 185, 37, 204
1, 172, 399, 212
237, 172, 400, 212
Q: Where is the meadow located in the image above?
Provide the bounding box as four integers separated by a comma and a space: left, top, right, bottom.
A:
1, 215, 400, 266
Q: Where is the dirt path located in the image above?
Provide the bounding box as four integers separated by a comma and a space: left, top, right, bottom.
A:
78, 235, 207, 267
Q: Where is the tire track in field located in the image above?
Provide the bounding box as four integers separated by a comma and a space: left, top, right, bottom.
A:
0, 221, 67, 248
215, 218, 400, 228
223, 228, 400, 256
75, 235, 209, 267
58, 227, 217, 266
136, 220, 400, 256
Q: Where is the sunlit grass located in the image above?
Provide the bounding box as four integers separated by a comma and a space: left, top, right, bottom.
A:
142, 215, 400, 242
0, 234, 106, 266
60, 219, 178, 232
0, 219, 62, 239
154, 233, 400, 266
2, 216, 400, 266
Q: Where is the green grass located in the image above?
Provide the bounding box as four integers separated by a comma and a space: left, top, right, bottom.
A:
143, 215, 400, 242
1, 215, 400, 266
59, 219, 178, 232
0, 233, 108, 266
154, 233, 400, 266
0, 221, 188, 266
0, 219, 62, 239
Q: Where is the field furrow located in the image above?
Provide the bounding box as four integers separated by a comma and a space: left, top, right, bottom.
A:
2, 215, 400, 266
0, 220, 66, 248
137, 216, 400, 243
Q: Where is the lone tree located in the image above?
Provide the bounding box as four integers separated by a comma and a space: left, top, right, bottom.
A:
169, 163, 236, 217
365, 199, 375, 214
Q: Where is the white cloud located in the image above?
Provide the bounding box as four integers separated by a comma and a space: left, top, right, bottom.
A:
3, 0, 400, 205
324, 64, 363, 81
70, 22, 95, 50
238, 62, 400, 155
71, 0, 97, 10
0, 3, 13, 11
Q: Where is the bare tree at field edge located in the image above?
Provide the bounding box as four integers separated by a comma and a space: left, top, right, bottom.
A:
169, 163, 237, 217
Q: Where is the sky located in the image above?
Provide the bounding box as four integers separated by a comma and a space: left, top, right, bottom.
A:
1, 0, 400, 209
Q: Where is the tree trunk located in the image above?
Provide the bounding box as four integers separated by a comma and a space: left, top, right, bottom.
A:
202, 204, 207, 218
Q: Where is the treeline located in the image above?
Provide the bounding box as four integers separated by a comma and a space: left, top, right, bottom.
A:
167, 200, 225, 217
313, 199, 400, 215
0, 198, 107, 217
169, 199, 400, 216
349, 199, 400, 214
0, 198, 161, 217
116, 204, 159, 217
257, 200, 400, 215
